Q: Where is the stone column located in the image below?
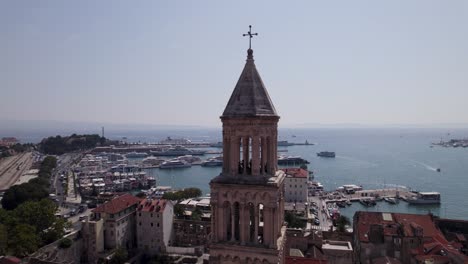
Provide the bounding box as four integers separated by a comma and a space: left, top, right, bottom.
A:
267, 137, 275, 174
251, 137, 260, 175
262, 136, 268, 174
254, 205, 259, 244
211, 204, 217, 242
231, 136, 239, 175
218, 203, 225, 241
263, 206, 271, 246
223, 137, 229, 174
242, 137, 249, 175
239, 203, 246, 245
230, 204, 235, 242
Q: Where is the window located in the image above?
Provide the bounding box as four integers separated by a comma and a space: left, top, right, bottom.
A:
157, 223, 160, 227
139, 222, 141, 226
151, 213, 153, 217
151, 223, 154, 227
139, 213, 141, 217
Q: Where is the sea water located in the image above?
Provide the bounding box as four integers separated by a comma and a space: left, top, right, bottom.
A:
87, 127, 468, 221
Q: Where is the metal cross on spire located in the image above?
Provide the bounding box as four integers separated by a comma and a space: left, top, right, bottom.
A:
243, 25, 258, 49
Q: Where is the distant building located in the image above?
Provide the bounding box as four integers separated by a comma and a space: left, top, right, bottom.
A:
82, 193, 141, 263
283, 168, 308, 203
0, 137, 18, 147
136, 198, 174, 255
173, 197, 211, 247
353, 211, 468, 264
284, 229, 353, 264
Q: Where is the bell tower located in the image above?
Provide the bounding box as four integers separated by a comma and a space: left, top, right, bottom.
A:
210, 27, 286, 264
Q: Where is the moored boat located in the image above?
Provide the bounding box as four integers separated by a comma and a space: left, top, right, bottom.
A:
407, 192, 441, 205
159, 159, 191, 169
317, 151, 336, 158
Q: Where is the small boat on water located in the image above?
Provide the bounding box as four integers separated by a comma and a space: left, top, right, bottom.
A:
317, 151, 336, 158
359, 198, 376, 207
436, 168, 441, 172
346, 200, 352, 206
336, 201, 347, 208
384, 197, 398, 204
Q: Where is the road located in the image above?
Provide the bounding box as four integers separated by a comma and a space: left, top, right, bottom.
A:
308, 196, 333, 231
0, 152, 34, 191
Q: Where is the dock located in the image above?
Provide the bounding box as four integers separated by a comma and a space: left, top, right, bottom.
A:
316, 188, 417, 205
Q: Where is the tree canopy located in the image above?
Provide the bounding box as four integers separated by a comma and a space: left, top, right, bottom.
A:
285, 211, 306, 229
0, 199, 70, 257
162, 188, 202, 201
335, 215, 351, 233
39, 134, 105, 155
1, 156, 56, 210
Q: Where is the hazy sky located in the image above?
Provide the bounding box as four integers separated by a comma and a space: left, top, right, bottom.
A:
1, 1, 468, 127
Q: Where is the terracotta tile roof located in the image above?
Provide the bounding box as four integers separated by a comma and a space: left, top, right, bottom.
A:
283, 168, 308, 178
137, 198, 168, 212
355, 211, 468, 262
355, 211, 399, 242
93, 193, 141, 214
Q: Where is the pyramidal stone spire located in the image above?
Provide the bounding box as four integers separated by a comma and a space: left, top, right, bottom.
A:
222, 49, 278, 117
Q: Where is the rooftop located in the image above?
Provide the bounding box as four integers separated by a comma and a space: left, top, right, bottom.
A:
282, 168, 308, 178
222, 49, 278, 118
93, 193, 141, 214
137, 198, 169, 212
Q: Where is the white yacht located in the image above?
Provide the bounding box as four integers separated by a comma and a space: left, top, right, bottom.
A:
159, 159, 191, 169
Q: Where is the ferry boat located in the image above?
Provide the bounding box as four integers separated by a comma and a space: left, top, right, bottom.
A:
141, 156, 165, 168
277, 155, 310, 165
177, 155, 202, 164
317, 151, 336, 158
126, 152, 148, 158
201, 156, 223, 167
159, 159, 191, 169
151, 145, 206, 156
407, 192, 441, 204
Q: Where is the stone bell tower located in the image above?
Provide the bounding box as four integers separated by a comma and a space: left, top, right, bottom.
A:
209, 31, 286, 264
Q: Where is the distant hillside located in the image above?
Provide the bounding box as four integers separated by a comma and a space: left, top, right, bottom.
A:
39, 134, 105, 155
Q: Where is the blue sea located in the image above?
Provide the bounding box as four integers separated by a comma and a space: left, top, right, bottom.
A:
20, 127, 468, 221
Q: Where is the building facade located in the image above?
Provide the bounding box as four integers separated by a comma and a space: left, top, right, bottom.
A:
136, 198, 173, 255
353, 211, 468, 264
283, 168, 308, 203
209, 47, 286, 264
82, 193, 141, 263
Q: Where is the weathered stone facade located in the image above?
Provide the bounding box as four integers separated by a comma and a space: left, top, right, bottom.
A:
209, 48, 286, 264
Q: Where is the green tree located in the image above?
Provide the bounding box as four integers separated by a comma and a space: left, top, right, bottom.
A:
173, 204, 185, 218
335, 215, 350, 232
8, 224, 40, 257
0, 224, 7, 255
58, 238, 72, 249
285, 211, 306, 229
191, 208, 202, 221
14, 199, 57, 233
110, 247, 128, 264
